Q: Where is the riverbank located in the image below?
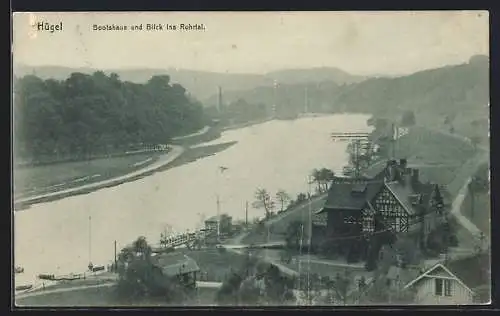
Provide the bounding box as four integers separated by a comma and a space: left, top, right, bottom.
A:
14, 152, 163, 201
14, 141, 237, 210
221, 117, 273, 132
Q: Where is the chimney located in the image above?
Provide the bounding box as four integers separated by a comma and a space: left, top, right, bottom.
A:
411, 169, 420, 186
399, 158, 408, 170
385, 160, 398, 182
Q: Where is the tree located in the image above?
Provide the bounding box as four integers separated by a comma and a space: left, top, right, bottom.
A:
327, 271, 352, 305
318, 168, 335, 191
132, 236, 152, 261
296, 193, 307, 204
216, 254, 294, 305
465, 171, 488, 225
275, 190, 291, 212
253, 188, 275, 219
401, 110, 416, 127
285, 220, 304, 251
216, 272, 244, 305
116, 237, 187, 304
311, 169, 323, 193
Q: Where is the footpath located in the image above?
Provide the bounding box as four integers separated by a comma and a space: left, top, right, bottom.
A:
15, 145, 185, 206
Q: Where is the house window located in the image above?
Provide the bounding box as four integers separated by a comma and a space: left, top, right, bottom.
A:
435, 278, 452, 297
395, 217, 401, 232
344, 216, 358, 224
363, 217, 374, 232
444, 280, 452, 296
435, 279, 443, 296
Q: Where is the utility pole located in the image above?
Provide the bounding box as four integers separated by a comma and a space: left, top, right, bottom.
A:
273, 80, 278, 118
245, 201, 249, 229
304, 86, 309, 114
88, 215, 92, 269
391, 123, 398, 159
114, 240, 117, 272
217, 86, 222, 114
307, 175, 312, 305
216, 195, 221, 242
354, 140, 361, 178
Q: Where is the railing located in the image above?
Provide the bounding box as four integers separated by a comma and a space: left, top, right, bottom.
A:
157, 231, 205, 249
331, 132, 371, 142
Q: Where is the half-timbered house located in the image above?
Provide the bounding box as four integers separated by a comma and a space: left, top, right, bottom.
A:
312, 159, 446, 257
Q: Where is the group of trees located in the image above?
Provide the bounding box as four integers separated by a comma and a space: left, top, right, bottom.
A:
400, 110, 416, 127
253, 188, 304, 219
115, 236, 190, 304
310, 168, 335, 193
14, 72, 206, 164
216, 249, 295, 305
218, 98, 271, 126
252, 175, 331, 220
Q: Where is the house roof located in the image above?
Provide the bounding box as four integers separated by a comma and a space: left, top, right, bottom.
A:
404, 253, 490, 293
151, 253, 200, 277
385, 181, 434, 215
319, 178, 384, 212
363, 162, 387, 179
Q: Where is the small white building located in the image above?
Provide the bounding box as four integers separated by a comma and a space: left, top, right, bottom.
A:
403, 253, 490, 305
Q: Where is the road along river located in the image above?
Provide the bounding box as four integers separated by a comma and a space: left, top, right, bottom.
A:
13, 114, 372, 288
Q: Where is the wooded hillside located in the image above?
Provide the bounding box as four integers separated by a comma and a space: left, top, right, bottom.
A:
13, 72, 205, 165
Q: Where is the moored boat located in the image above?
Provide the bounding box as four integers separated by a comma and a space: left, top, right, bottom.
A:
15, 284, 33, 291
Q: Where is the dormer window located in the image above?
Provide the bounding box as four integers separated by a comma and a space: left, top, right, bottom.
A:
435, 278, 452, 297
409, 194, 422, 206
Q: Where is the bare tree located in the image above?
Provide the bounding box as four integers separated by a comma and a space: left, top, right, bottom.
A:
253, 188, 275, 219
318, 168, 335, 191
275, 190, 291, 212
311, 169, 323, 193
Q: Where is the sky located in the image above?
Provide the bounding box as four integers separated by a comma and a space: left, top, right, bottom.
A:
12, 11, 489, 76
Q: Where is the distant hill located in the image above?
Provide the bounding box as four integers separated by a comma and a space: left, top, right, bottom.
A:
333, 54, 489, 116
13, 65, 367, 102
215, 55, 489, 116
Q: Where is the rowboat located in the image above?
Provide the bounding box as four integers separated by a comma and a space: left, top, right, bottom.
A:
15, 284, 33, 291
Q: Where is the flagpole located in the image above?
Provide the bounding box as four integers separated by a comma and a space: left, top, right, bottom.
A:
216, 166, 228, 243
88, 215, 92, 270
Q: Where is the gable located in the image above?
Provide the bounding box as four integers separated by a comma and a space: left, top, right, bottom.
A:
372, 185, 409, 215
404, 263, 474, 294
427, 266, 454, 278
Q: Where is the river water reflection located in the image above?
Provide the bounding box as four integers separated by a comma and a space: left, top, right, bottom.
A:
14, 114, 371, 285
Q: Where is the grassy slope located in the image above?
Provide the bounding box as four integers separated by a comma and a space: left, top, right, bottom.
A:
13, 141, 237, 209
460, 191, 490, 239
242, 127, 477, 247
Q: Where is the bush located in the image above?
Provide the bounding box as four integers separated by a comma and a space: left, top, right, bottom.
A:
365, 253, 378, 271
347, 248, 361, 263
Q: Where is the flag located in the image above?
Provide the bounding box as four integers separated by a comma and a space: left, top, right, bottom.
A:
392, 125, 409, 140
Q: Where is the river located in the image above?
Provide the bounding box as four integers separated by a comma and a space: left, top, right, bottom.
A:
14, 114, 371, 287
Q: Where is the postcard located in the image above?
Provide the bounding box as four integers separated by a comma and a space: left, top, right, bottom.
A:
12, 11, 490, 307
